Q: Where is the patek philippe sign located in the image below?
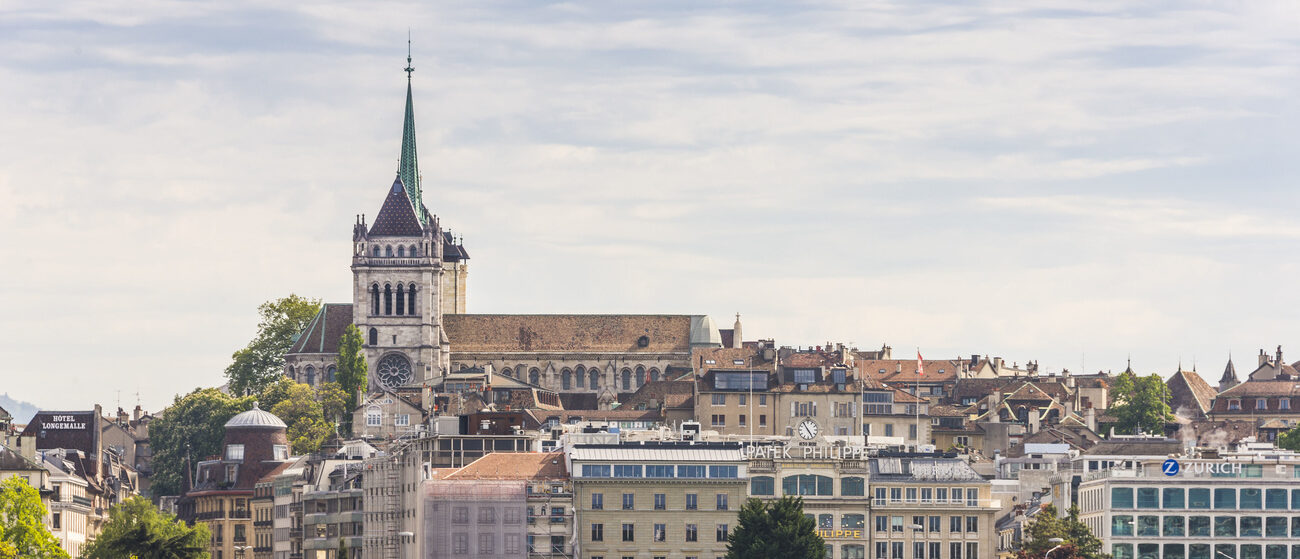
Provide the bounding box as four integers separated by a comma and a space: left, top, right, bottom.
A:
40, 414, 89, 430
817, 529, 864, 539
744, 444, 869, 461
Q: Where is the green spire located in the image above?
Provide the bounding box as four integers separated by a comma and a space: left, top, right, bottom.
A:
399, 40, 425, 223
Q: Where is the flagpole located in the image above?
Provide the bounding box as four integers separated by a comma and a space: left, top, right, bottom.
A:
916, 348, 921, 452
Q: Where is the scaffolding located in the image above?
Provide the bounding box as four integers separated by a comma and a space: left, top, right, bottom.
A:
423, 480, 529, 559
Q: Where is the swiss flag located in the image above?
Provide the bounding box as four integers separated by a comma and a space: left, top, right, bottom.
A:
916, 351, 924, 376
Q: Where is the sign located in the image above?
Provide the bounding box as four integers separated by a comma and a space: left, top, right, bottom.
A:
40, 415, 88, 430
1162, 459, 1180, 476
744, 445, 868, 461
816, 529, 864, 540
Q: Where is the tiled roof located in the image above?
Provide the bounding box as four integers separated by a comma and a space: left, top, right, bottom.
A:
856, 359, 958, 383
783, 352, 843, 368
445, 452, 567, 481
559, 393, 600, 411
620, 380, 695, 410
287, 303, 355, 355
1187, 420, 1256, 447
444, 314, 693, 353
0, 444, 42, 471
256, 460, 296, 484
1216, 380, 1300, 398
1080, 438, 1182, 456
695, 347, 775, 374
368, 177, 425, 237
1167, 369, 1217, 416
441, 231, 469, 262
541, 409, 662, 422
928, 404, 969, 417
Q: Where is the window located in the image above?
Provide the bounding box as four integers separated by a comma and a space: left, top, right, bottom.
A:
710, 465, 739, 478
1164, 515, 1185, 537
646, 465, 674, 478
622, 493, 634, 510
751, 476, 775, 495
842, 477, 865, 496
1266, 488, 1287, 509
1189, 488, 1211, 509
966, 516, 978, 532
759, 394, 767, 406
1281, 399, 1291, 410
906, 487, 917, 502
395, 414, 409, 427
738, 394, 747, 406
622, 523, 635, 542
452, 533, 468, 554
614, 465, 643, 478
1241, 516, 1262, 537
965, 543, 978, 559
1164, 488, 1185, 508
739, 414, 747, 427
365, 408, 381, 427
891, 487, 902, 502
843, 544, 865, 559
505, 534, 520, 555
1215, 488, 1236, 509
1111, 515, 1133, 536
819, 514, 834, 529
1214, 516, 1236, 537
51, 512, 60, 529
711, 414, 726, 427
892, 516, 903, 533
654, 523, 666, 542
551, 536, 565, 554
716, 493, 729, 510
678, 465, 707, 478
892, 542, 903, 559
582, 465, 611, 478
1229, 399, 1241, 410
479, 533, 495, 554
686, 493, 697, 510
686, 523, 697, 542
1137, 487, 1159, 508
760, 414, 767, 427
1241, 488, 1263, 509
875, 515, 888, 532
929, 515, 940, 532
782, 474, 833, 496
712, 393, 726, 405
478, 507, 496, 524
842, 514, 864, 530
1137, 515, 1158, 536
452, 507, 469, 524
717, 524, 729, 542
1112, 487, 1134, 508
654, 493, 666, 510
1257, 398, 1268, 410
1189, 516, 1211, 537
225, 444, 244, 461
1266, 516, 1287, 537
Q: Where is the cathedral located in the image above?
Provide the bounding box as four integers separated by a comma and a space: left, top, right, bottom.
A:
283, 55, 726, 409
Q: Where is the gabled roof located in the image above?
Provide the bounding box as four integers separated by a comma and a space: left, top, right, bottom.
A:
1167, 369, 1217, 417
287, 303, 355, 355
444, 314, 694, 353
856, 359, 958, 384
620, 380, 695, 411
368, 177, 425, 237
1219, 358, 1238, 384
0, 444, 43, 472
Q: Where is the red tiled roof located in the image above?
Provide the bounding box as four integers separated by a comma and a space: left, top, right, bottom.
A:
445, 452, 567, 481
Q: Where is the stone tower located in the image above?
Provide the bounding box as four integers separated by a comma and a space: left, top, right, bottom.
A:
349, 55, 456, 392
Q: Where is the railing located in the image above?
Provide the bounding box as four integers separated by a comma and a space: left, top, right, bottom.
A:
289, 529, 303, 540
871, 498, 1002, 508
289, 502, 303, 513
231, 509, 251, 519
358, 257, 429, 267
749, 459, 776, 472
254, 520, 272, 527
72, 495, 93, 507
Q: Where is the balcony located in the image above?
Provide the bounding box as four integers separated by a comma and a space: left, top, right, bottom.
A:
749, 459, 776, 473
253, 520, 272, 527
358, 257, 429, 267
870, 498, 1002, 509
289, 529, 303, 540
289, 502, 303, 513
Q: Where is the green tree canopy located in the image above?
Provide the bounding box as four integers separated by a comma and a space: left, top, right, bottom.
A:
149, 388, 250, 496
271, 382, 334, 455
335, 324, 367, 435
224, 294, 321, 395
81, 496, 210, 559
1108, 369, 1174, 436
1017, 504, 1108, 559
0, 476, 68, 559
725, 497, 826, 559
1278, 424, 1300, 451
318, 381, 350, 426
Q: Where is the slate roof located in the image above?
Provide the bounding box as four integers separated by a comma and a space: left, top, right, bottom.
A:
444, 451, 568, 481
368, 177, 425, 237
1167, 369, 1218, 417
442, 231, 469, 261
443, 314, 694, 353
0, 444, 43, 472
559, 393, 600, 411
1219, 358, 1239, 385
288, 303, 355, 355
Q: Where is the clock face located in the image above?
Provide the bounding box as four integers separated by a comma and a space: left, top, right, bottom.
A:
797, 419, 819, 440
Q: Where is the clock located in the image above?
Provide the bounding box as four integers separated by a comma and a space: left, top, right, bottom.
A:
797, 419, 819, 440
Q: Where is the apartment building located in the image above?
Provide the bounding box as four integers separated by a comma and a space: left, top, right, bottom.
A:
746, 443, 873, 559
437, 451, 573, 558
867, 456, 998, 559
570, 442, 747, 559
302, 460, 364, 559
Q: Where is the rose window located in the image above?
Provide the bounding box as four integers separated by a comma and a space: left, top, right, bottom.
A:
376, 354, 413, 389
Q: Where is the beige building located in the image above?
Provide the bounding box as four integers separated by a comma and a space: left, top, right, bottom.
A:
746, 445, 873, 559
866, 457, 999, 559
570, 442, 747, 559
435, 451, 573, 558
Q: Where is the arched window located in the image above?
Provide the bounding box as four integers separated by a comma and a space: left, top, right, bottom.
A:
368, 327, 378, 346
635, 365, 646, 387
371, 245, 380, 257
501, 367, 513, 379
397, 245, 405, 257
590, 370, 600, 389
407, 284, 416, 315
1016, 406, 1029, 424
384, 284, 393, 315
562, 369, 572, 390
621, 369, 632, 391
326, 365, 336, 383
575, 365, 586, 388
409, 245, 418, 257
287, 366, 295, 378
529, 368, 540, 386
395, 284, 405, 315
385, 245, 393, 257
305, 365, 315, 386
650, 368, 661, 382
370, 284, 380, 315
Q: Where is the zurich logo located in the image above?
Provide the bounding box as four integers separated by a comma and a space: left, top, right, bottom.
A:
1162, 459, 1180, 476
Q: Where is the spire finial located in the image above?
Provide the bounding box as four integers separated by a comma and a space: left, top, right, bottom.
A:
405, 31, 415, 81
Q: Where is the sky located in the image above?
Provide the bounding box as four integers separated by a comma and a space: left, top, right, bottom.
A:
2, 0, 1298, 413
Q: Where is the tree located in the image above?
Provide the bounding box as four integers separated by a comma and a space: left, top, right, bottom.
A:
319, 382, 350, 426
1279, 424, 1300, 452
725, 497, 825, 559
224, 294, 321, 395
335, 324, 368, 435
1107, 369, 1174, 436
1016, 504, 1108, 559
81, 496, 210, 559
0, 477, 68, 559
256, 377, 297, 412
271, 382, 334, 455
149, 388, 250, 496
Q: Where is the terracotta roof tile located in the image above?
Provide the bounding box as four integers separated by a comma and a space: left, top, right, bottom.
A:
856, 359, 958, 383
444, 315, 693, 353
445, 452, 567, 481
1167, 369, 1217, 416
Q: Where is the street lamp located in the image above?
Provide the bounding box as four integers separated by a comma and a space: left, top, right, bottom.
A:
233, 544, 250, 559
1045, 537, 1065, 559
1216, 551, 1236, 559
398, 531, 415, 559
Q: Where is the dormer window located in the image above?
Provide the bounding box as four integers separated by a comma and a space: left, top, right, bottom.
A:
1281, 399, 1291, 410
1228, 399, 1241, 411
1257, 398, 1268, 410
225, 444, 244, 461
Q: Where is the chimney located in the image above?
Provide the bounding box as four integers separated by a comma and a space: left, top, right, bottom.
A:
133, 405, 142, 422
971, 354, 979, 367
1086, 408, 1097, 432
1277, 345, 1284, 366
1260, 349, 1269, 367
992, 357, 1003, 373
1028, 409, 1041, 434
732, 314, 743, 349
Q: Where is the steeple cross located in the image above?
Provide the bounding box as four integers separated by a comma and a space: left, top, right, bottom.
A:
405, 33, 415, 80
